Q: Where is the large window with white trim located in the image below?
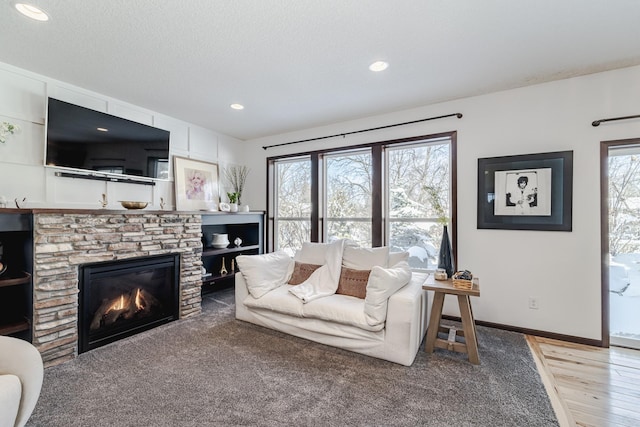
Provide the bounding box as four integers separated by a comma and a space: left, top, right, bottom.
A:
268, 133, 456, 270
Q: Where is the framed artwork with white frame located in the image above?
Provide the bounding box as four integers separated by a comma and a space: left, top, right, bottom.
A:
173, 156, 219, 211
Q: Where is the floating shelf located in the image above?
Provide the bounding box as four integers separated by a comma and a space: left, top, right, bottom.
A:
201, 245, 260, 257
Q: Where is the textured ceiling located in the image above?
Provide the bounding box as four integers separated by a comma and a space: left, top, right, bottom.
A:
1, 1, 640, 141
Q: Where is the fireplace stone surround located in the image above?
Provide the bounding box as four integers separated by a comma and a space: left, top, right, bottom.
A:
32, 211, 203, 366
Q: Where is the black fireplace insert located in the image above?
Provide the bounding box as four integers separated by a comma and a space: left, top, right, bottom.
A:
78, 254, 180, 353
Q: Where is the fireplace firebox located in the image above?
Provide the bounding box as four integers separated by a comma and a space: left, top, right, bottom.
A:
79, 254, 180, 353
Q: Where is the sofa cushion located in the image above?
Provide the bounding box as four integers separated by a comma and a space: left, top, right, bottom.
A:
288, 262, 322, 285
342, 246, 389, 270
243, 284, 305, 317
302, 294, 384, 332
364, 261, 412, 326
294, 241, 332, 265
236, 251, 294, 299
336, 267, 370, 299
388, 251, 409, 267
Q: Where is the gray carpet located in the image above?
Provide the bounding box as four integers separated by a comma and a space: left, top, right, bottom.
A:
27, 288, 558, 426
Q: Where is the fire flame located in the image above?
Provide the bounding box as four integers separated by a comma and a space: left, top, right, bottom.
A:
135, 288, 145, 311
105, 289, 145, 314
107, 294, 126, 313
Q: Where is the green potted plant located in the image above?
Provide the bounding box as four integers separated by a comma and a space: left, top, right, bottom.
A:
223, 165, 249, 206
227, 192, 239, 212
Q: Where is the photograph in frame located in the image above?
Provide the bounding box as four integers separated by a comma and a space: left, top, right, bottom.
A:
173, 156, 219, 211
494, 168, 552, 216
477, 151, 572, 231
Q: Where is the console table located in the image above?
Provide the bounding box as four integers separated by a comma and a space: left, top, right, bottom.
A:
422, 276, 481, 364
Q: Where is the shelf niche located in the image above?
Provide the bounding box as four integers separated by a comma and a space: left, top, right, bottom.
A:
0, 212, 33, 342
200, 212, 264, 294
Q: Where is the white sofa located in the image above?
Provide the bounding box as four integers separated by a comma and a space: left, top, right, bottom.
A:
0, 336, 44, 427
235, 241, 429, 366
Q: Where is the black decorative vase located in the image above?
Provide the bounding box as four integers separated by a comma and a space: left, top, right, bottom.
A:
437, 225, 455, 278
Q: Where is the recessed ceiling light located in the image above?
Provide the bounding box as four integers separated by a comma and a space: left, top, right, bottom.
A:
369, 61, 389, 72
15, 3, 49, 21
230, 104, 244, 110
97, 127, 108, 132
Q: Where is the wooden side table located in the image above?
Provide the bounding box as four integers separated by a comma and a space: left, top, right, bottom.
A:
422, 275, 481, 364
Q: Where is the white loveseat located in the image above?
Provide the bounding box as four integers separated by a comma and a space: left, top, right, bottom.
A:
235, 240, 429, 366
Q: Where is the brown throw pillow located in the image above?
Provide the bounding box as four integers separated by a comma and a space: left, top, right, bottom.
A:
336, 267, 371, 299
288, 262, 322, 285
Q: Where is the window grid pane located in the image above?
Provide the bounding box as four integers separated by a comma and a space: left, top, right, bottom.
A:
276, 219, 311, 257
325, 151, 372, 220
326, 218, 371, 247
387, 142, 450, 219
388, 220, 442, 269
274, 157, 311, 254
386, 141, 451, 270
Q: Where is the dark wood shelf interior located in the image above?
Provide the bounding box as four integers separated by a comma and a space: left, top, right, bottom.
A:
1, 219, 34, 341
202, 273, 236, 285
0, 271, 31, 288
0, 318, 30, 335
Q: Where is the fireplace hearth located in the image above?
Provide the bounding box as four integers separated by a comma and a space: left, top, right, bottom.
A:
79, 254, 180, 353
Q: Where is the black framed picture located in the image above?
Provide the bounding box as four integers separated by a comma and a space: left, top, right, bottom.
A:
477, 151, 573, 231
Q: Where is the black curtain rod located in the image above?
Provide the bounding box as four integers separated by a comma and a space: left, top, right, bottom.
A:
262, 112, 463, 150
592, 114, 640, 127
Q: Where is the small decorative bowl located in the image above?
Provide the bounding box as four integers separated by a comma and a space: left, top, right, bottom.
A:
120, 201, 148, 210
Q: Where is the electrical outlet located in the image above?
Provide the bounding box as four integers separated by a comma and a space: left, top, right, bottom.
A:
528, 297, 539, 310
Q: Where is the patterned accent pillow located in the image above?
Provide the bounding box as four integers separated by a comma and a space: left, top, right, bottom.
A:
336, 267, 371, 299
288, 262, 322, 285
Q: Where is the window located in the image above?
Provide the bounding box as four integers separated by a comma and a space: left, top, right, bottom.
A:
387, 141, 451, 269
272, 156, 312, 256
268, 133, 456, 270
325, 149, 372, 246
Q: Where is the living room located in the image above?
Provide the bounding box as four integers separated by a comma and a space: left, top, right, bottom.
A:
1, 2, 640, 426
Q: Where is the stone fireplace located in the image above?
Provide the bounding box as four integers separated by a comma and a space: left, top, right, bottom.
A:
32, 211, 203, 366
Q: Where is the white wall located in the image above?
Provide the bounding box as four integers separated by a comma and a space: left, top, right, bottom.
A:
0, 61, 242, 210
243, 65, 640, 341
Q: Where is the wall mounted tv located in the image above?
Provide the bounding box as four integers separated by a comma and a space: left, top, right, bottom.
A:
45, 98, 170, 180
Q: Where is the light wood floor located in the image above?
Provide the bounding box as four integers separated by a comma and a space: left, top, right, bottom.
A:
527, 335, 640, 427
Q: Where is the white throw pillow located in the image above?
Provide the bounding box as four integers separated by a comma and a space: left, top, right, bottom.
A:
294, 242, 332, 265
342, 246, 389, 270
236, 251, 294, 299
387, 251, 409, 267
364, 260, 412, 326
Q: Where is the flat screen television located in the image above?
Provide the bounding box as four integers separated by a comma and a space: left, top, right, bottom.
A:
45, 98, 170, 180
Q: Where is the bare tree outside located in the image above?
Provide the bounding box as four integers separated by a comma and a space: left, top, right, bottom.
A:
609, 154, 640, 256
276, 159, 312, 255
388, 142, 450, 269
326, 151, 372, 246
